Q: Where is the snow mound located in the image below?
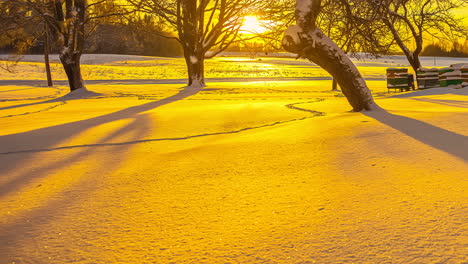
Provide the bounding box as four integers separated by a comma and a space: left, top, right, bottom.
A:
53, 88, 104, 101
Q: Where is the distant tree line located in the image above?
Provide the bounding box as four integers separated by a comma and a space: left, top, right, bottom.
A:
421, 41, 468, 57
86, 17, 183, 56
0, 17, 183, 57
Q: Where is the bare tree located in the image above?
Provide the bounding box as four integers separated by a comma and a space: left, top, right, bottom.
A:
129, 0, 266, 87
0, 1, 45, 76
1, 0, 131, 92
1, 0, 89, 91
283, 0, 377, 111
320, 0, 392, 91
258, 0, 393, 91
0, 0, 78, 87
342, 0, 466, 72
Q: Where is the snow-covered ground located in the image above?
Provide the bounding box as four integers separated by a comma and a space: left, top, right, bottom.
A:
2, 53, 466, 66
1, 54, 467, 84
0, 55, 467, 263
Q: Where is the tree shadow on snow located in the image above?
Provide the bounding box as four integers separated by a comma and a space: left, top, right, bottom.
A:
0, 115, 152, 257
0, 114, 151, 198
0, 85, 202, 195
0, 88, 103, 111
411, 98, 468, 108
0, 85, 201, 258
364, 109, 468, 162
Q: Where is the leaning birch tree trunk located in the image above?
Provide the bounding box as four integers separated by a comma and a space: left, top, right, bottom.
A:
282, 0, 378, 111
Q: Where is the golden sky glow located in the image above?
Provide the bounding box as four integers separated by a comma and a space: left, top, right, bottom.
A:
240, 16, 268, 34
455, 6, 468, 25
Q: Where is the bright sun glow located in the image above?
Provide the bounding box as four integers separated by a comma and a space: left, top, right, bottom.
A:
240, 16, 268, 34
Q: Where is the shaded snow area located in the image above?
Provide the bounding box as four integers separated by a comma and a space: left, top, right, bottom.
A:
0, 56, 467, 263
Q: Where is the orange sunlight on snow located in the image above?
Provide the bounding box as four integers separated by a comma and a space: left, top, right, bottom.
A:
1, 55, 468, 263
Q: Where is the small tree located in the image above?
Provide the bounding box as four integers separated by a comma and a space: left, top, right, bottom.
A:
0, 0, 51, 84
283, 0, 377, 111
130, 0, 266, 87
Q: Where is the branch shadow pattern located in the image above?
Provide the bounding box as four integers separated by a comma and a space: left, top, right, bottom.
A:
0, 102, 67, 119
0, 86, 201, 195
0, 88, 328, 260
0, 88, 99, 111
0, 115, 152, 261
0, 87, 203, 260
0, 100, 325, 156
0, 86, 64, 103
0, 114, 151, 199
0, 86, 200, 153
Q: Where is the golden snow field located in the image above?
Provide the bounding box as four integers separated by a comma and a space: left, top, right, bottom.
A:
0, 56, 467, 263
0, 55, 399, 81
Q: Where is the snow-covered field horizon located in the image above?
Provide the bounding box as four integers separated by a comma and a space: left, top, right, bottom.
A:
0, 55, 467, 263
0, 52, 468, 67
2, 53, 467, 67
1, 54, 466, 95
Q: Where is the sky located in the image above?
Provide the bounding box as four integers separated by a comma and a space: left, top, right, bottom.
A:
451, 5, 468, 25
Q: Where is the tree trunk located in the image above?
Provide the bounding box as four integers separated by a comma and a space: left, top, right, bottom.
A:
44, 23, 53, 87
52, 0, 87, 92
180, 0, 206, 88
184, 50, 206, 88
283, 27, 377, 111
283, 0, 377, 111
382, 20, 422, 73
59, 52, 85, 91
332, 78, 339, 91
395, 41, 421, 73
407, 54, 422, 73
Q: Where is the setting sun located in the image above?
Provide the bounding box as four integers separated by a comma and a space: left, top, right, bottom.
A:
240, 16, 268, 34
